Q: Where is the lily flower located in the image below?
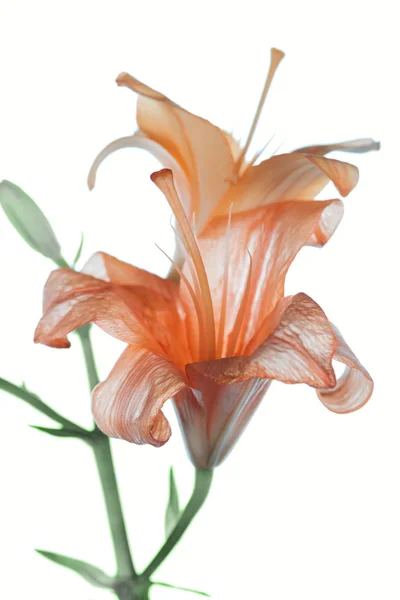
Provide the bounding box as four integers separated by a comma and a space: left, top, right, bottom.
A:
35, 169, 373, 468
88, 48, 379, 247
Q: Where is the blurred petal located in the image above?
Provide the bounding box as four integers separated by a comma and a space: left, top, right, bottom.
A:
117, 72, 235, 229
212, 153, 358, 218
294, 138, 380, 156
197, 201, 343, 353
92, 345, 186, 445
174, 376, 271, 468
317, 325, 373, 413
187, 293, 336, 388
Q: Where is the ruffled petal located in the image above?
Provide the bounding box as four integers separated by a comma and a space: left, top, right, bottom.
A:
196, 200, 343, 354
187, 293, 336, 388
35, 254, 185, 362
93, 345, 187, 445
293, 138, 380, 156
116, 72, 236, 230
35, 268, 156, 349
317, 324, 373, 413
212, 153, 358, 219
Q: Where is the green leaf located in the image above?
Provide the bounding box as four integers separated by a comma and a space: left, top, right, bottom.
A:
165, 467, 180, 537
0, 180, 62, 261
36, 550, 114, 588
72, 233, 84, 267
30, 425, 91, 441
153, 581, 211, 596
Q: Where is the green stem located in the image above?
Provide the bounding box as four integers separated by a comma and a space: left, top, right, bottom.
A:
0, 377, 87, 432
77, 325, 100, 392
92, 433, 136, 580
141, 469, 213, 580
77, 324, 136, 581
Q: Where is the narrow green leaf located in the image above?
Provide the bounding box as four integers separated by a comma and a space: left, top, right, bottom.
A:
72, 233, 84, 267
165, 467, 180, 538
36, 550, 114, 588
30, 425, 91, 441
0, 180, 62, 261
153, 581, 211, 596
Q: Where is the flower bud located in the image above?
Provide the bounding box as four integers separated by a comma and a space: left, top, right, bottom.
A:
0, 180, 62, 262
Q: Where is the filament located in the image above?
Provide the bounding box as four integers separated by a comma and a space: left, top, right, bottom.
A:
235, 48, 285, 173
217, 204, 233, 357
151, 169, 216, 360
155, 243, 204, 361
226, 247, 253, 357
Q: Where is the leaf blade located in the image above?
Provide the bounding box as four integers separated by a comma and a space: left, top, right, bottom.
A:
165, 467, 180, 538
36, 550, 114, 588
73, 233, 84, 267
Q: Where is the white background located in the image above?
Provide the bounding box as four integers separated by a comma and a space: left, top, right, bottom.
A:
0, 0, 398, 598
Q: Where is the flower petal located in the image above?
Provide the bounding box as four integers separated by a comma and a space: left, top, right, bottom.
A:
187, 293, 336, 388
196, 200, 343, 354
174, 376, 271, 468
116, 72, 236, 230
212, 153, 358, 219
293, 138, 380, 156
317, 324, 373, 413
35, 268, 153, 349
92, 345, 186, 445
87, 132, 190, 207
35, 254, 184, 361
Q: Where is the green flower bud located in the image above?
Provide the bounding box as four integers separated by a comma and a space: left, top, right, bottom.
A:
0, 180, 62, 262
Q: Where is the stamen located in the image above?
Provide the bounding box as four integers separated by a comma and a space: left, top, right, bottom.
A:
226, 247, 253, 357
217, 204, 233, 357
151, 169, 216, 360
245, 132, 278, 172
155, 244, 205, 361
235, 48, 285, 173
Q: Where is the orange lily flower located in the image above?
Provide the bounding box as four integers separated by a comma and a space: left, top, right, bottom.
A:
88, 48, 379, 249
35, 168, 373, 468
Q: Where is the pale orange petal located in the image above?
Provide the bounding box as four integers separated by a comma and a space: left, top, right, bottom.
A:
35, 255, 185, 362
117, 72, 236, 230
212, 153, 358, 219
87, 132, 190, 207
173, 376, 271, 468
293, 138, 380, 156
196, 201, 343, 354
317, 325, 373, 413
93, 345, 186, 445
188, 294, 336, 388
35, 268, 156, 349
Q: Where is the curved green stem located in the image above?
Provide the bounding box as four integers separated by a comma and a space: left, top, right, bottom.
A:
141, 469, 213, 580
77, 324, 136, 581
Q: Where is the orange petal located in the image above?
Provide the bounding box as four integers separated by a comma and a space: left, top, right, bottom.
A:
93, 345, 186, 445
188, 293, 336, 388
87, 132, 190, 207
117, 72, 236, 230
35, 267, 155, 349
173, 375, 271, 468
293, 138, 380, 156
317, 324, 373, 413
197, 200, 343, 354
35, 254, 184, 361
212, 153, 358, 219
